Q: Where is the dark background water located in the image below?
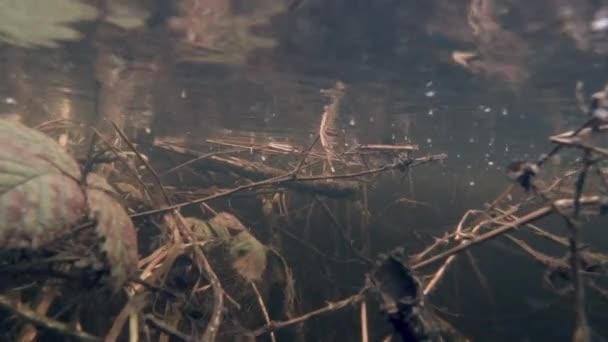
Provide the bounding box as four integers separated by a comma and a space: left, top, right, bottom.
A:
1, 0, 608, 341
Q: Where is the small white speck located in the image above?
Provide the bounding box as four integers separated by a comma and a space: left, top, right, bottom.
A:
144, 127, 151, 134
469, 137, 476, 143
180, 90, 187, 99
592, 17, 608, 31
425, 90, 435, 97
392, 133, 396, 140
501, 108, 508, 116
426, 81, 433, 87
484, 107, 492, 113
261, 155, 267, 161
428, 109, 434, 116
469, 181, 476, 186
349, 118, 356, 126
4, 97, 16, 104
456, 154, 461, 158
426, 138, 432, 143
488, 161, 494, 166
369, 116, 375, 123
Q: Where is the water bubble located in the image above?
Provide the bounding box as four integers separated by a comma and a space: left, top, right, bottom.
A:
428, 109, 434, 116
425, 90, 435, 97
180, 90, 187, 99
456, 154, 461, 158
426, 138, 432, 143
469, 181, 476, 187
484, 107, 492, 113
501, 107, 509, 116
488, 161, 494, 166
4, 97, 16, 104
349, 118, 356, 126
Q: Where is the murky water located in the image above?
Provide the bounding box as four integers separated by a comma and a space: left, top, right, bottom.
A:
2, 0, 608, 341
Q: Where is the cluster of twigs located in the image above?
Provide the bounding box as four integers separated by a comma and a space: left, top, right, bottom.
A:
0, 79, 452, 342
404, 83, 608, 341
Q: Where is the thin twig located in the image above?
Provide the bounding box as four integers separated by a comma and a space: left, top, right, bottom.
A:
253, 287, 368, 336
0, 295, 99, 342
144, 315, 193, 342
110, 120, 172, 205
131, 154, 447, 219
413, 206, 554, 270
251, 282, 277, 342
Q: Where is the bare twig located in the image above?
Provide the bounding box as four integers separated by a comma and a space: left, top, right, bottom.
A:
253, 287, 368, 336
144, 315, 193, 342
111, 120, 172, 205
130, 154, 446, 219
0, 295, 99, 342
251, 282, 277, 342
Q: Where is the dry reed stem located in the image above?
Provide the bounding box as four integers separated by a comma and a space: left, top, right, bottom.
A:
360, 300, 368, 342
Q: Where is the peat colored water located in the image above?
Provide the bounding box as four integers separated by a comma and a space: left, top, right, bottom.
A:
1, 1, 608, 341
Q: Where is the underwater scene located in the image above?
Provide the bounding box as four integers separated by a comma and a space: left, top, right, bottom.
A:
1, 0, 608, 341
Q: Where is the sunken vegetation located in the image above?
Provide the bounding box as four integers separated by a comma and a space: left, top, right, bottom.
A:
1, 80, 608, 341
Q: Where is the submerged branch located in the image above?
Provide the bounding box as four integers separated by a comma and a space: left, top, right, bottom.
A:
0, 295, 99, 342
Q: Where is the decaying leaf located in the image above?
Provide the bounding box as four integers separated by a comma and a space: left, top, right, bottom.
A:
184, 212, 268, 281
229, 231, 267, 282
86, 174, 138, 288
208, 212, 247, 234
0, 118, 138, 288
0, 119, 85, 248
185, 216, 231, 242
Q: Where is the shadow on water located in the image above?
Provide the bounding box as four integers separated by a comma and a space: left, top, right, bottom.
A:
1, 0, 608, 341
